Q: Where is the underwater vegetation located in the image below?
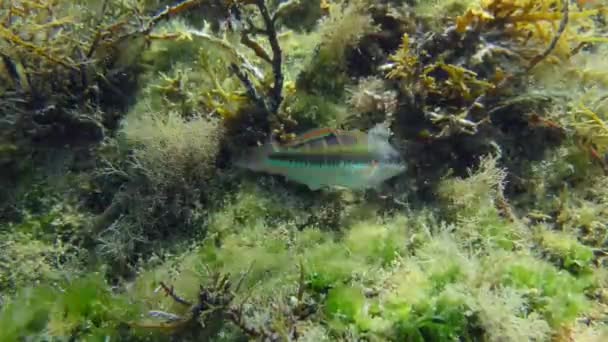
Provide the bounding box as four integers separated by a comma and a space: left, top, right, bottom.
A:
1, 0, 608, 341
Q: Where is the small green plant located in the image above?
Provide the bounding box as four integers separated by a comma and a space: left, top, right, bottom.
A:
413, 0, 479, 29
2, 1, 608, 341
296, 0, 378, 101
120, 110, 223, 190
436, 155, 524, 250
0, 232, 79, 297
91, 109, 224, 268
315, 0, 378, 66
536, 226, 595, 274
0, 273, 140, 341
473, 286, 551, 341
485, 252, 594, 327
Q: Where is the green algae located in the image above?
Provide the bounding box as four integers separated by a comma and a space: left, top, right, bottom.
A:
1, 0, 608, 341
0, 274, 140, 341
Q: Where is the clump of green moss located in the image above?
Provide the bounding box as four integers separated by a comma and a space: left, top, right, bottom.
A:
296, 0, 378, 100
29, 180, 596, 342
371, 236, 474, 340
436, 155, 526, 250
0, 232, 81, 299
280, 91, 350, 128
116, 154, 601, 340
273, 0, 325, 31
517, 145, 608, 249
196, 182, 373, 293
3, 1, 608, 341
437, 155, 507, 217
140, 19, 252, 120
413, 0, 479, 29
484, 251, 594, 327
91, 109, 224, 269
315, 0, 379, 68
0, 273, 140, 341
120, 110, 223, 190
0, 178, 91, 301
473, 285, 551, 341
535, 226, 595, 275
324, 285, 367, 328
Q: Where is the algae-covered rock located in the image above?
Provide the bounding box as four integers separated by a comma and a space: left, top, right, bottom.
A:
2, 0, 608, 341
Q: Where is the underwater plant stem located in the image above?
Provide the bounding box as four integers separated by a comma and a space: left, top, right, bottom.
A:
159, 281, 193, 306
230, 63, 269, 113
254, 0, 283, 114
240, 34, 273, 63
143, 0, 203, 34
86, 0, 110, 59
234, 0, 284, 116
526, 0, 569, 72
0, 26, 78, 71
225, 309, 265, 338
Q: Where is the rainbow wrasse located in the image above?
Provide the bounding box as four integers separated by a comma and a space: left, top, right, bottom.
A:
235, 123, 406, 190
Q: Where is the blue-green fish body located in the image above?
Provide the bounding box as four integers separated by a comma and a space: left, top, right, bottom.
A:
235, 123, 406, 190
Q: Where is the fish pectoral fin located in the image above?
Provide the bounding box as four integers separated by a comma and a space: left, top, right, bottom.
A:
366, 160, 379, 177
306, 182, 323, 191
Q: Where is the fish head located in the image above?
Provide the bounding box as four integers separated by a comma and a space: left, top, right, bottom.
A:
366, 122, 407, 185
367, 122, 400, 156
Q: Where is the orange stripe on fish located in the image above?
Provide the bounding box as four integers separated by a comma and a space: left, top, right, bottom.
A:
283, 127, 338, 147
283, 128, 368, 154
300, 127, 338, 141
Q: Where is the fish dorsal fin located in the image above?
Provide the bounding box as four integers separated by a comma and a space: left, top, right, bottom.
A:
282, 127, 368, 154
282, 127, 340, 147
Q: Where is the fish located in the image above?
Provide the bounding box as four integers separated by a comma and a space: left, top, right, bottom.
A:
235, 123, 407, 190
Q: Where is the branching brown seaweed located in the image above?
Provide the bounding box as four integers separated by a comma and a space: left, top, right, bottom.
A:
132, 263, 317, 340
230, 0, 284, 116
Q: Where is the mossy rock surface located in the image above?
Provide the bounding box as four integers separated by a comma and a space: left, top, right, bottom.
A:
2, 0, 608, 341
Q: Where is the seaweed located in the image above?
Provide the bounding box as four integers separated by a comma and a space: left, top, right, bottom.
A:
2, 0, 608, 341
0, 0, 208, 213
